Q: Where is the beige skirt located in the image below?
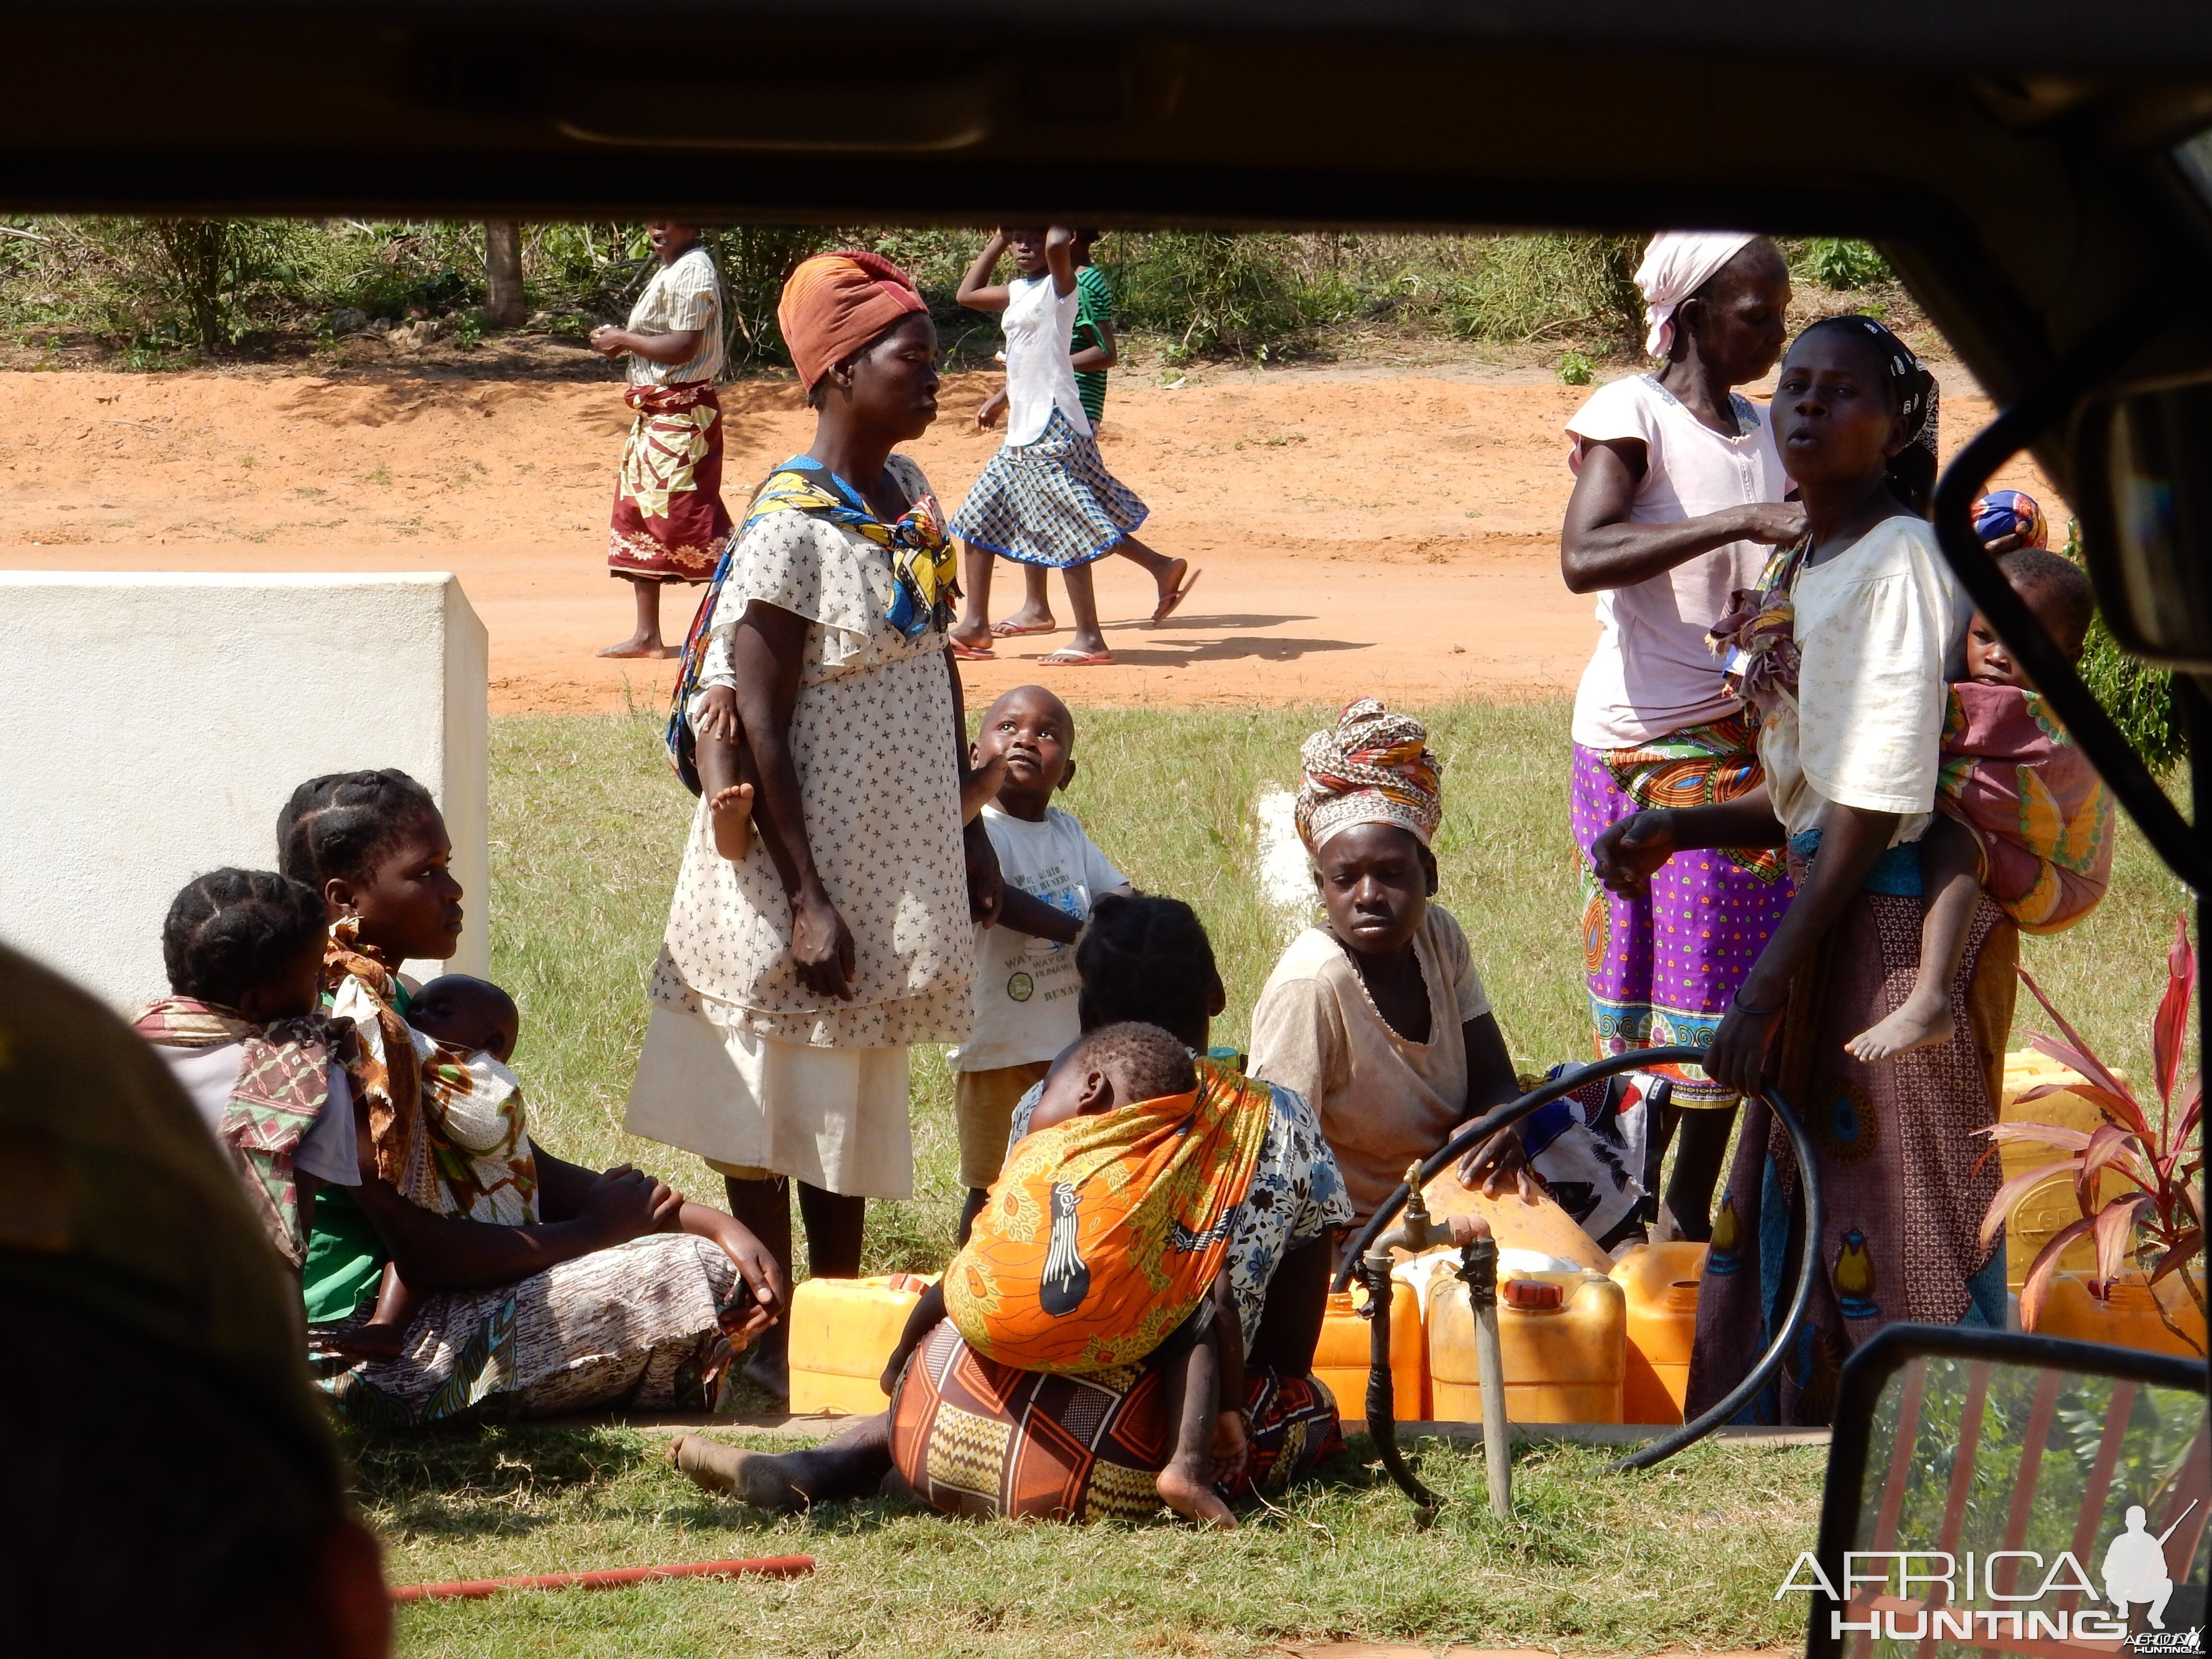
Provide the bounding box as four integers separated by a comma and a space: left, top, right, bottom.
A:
624, 1002, 914, 1198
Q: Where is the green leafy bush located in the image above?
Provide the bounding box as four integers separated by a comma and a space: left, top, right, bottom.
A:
1557, 349, 1595, 385
1109, 231, 1314, 360
1802, 237, 1892, 290
2063, 521, 2184, 774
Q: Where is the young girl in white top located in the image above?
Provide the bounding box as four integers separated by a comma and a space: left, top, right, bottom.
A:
1559, 231, 1801, 1243
946, 228, 1194, 668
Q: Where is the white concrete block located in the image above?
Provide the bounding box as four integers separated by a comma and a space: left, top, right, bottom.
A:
0, 571, 489, 1011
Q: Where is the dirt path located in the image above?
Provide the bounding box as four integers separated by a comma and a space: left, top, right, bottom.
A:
0, 361, 2055, 714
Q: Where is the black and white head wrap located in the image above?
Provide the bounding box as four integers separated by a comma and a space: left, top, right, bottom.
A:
1799, 314, 1940, 517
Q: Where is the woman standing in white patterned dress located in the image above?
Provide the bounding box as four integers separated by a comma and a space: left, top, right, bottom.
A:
625, 252, 1001, 1396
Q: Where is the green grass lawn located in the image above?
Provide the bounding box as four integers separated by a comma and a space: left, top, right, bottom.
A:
489, 697, 2188, 1267
366, 698, 2188, 1656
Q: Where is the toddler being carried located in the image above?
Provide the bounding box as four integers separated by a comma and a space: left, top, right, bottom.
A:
1846, 531, 2115, 1060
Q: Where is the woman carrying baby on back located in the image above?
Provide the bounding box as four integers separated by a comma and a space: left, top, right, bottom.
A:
1594, 317, 2036, 1423
670, 894, 1354, 1526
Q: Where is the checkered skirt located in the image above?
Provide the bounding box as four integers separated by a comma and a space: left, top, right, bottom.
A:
949, 407, 1149, 568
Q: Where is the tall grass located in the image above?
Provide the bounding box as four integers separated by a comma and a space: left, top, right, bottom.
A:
490, 698, 2187, 1278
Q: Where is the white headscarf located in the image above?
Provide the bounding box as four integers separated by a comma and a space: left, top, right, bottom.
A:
1635, 231, 1759, 360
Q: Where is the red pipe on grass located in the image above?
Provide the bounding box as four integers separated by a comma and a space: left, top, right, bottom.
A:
389, 1553, 815, 1603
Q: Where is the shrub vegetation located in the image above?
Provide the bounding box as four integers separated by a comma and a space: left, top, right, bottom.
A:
0, 217, 1906, 372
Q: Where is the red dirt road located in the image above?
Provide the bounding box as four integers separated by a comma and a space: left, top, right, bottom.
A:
0, 362, 2054, 714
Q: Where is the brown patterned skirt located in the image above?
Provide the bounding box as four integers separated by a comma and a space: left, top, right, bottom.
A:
312, 1233, 746, 1427
889, 1317, 1344, 1521
1686, 888, 2017, 1427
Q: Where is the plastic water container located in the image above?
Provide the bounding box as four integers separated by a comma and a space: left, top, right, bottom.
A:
1608, 1242, 1707, 1425
1313, 1284, 1426, 1423
1999, 1050, 2123, 1290
1427, 1268, 1626, 1424
1412, 1165, 1614, 1273
787, 1273, 936, 1416
2033, 1270, 2206, 1358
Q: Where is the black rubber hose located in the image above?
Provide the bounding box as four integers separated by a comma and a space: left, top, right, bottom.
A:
1331, 1047, 1715, 1294
1326, 1046, 1821, 1487
1359, 1254, 1442, 1510
1606, 1072, 1821, 1472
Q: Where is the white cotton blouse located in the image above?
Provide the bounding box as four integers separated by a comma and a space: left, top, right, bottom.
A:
1756, 514, 1967, 847
1565, 373, 1790, 751
1000, 274, 1091, 446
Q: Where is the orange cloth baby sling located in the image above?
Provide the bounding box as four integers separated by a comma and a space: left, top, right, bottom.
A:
944, 1059, 1275, 1374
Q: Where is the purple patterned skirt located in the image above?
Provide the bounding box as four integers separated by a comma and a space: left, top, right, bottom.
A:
1570, 716, 1793, 1106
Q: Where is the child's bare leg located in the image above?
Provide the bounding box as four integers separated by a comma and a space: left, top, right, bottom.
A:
949, 541, 997, 650
879, 1281, 947, 1397
1846, 817, 1982, 1062
1155, 1323, 1237, 1528
1056, 563, 1111, 658
322, 1262, 416, 1360
1111, 533, 1194, 622
1000, 565, 1056, 632
670, 1413, 893, 1514
696, 729, 754, 862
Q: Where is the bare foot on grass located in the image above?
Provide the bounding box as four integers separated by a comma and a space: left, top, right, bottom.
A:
1845, 993, 1953, 1063
1157, 1460, 1237, 1529
598, 637, 681, 659
668, 1435, 809, 1514
710, 782, 755, 860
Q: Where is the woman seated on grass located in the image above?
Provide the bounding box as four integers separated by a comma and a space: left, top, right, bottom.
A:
1247, 700, 1526, 1234
670, 894, 1355, 1524
277, 768, 786, 1424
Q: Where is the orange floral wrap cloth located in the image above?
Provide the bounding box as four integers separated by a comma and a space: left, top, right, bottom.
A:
944, 1062, 1275, 1374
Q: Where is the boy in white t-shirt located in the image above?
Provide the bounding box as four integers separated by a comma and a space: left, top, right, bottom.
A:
950, 684, 1130, 1238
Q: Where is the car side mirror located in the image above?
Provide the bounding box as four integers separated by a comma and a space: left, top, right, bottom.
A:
2076, 380, 2212, 668
1803, 1324, 2209, 1659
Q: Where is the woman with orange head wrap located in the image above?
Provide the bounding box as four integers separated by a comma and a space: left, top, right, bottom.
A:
630, 251, 1004, 1397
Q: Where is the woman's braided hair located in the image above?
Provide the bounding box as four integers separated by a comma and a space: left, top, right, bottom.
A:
1074, 894, 1220, 1042
276, 769, 438, 892
161, 868, 329, 1009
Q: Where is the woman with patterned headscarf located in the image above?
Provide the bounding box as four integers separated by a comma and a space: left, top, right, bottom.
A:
625, 251, 1002, 1398
1559, 231, 1801, 1245
1596, 317, 1997, 1427
1246, 699, 1523, 1226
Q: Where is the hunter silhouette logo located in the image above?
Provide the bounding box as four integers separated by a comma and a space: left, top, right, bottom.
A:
1778, 1499, 2202, 1645
2106, 1504, 2186, 1632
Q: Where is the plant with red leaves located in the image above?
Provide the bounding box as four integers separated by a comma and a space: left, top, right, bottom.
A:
1978, 913, 2204, 1353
